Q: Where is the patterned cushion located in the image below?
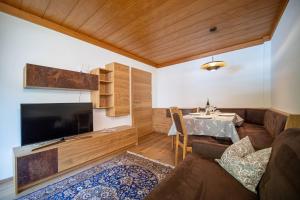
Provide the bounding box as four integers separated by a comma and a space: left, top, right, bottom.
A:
216, 136, 272, 193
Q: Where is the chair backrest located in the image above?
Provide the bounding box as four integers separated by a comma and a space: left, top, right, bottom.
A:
285, 115, 300, 129
258, 128, 300, 199
169, 107, 187, 137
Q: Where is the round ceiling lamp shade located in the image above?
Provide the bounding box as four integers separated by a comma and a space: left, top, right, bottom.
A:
201, 60, 225, 71
201, 26, 226, 71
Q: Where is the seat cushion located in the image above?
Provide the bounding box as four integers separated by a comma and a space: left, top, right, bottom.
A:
145, 154, 257, 200
237, 123, 273, 150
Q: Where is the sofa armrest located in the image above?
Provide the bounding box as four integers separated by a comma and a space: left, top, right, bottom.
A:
192, 141, 228, 159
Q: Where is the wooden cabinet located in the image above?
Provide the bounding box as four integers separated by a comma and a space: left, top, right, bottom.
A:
91, 63, 130, 117
25, 63, 98, 90
14, 126, 137, 193
131, 68, 153, 138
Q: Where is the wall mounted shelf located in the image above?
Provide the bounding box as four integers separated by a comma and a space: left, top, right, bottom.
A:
90, 67, 113, 109
24, 63, 98, 90
91, 63, 129, 117
99, 80, 112, 83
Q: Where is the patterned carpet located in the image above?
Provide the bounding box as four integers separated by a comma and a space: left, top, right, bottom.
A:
17, 152, 173, 200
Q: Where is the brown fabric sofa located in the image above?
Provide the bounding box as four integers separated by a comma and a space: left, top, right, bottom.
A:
145, 128, 300, 200
216, 108, 288, 150
234, 109, 287, 150
167, 108, 288, 150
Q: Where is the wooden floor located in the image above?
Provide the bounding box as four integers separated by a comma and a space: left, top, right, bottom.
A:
0, 132, 180, 199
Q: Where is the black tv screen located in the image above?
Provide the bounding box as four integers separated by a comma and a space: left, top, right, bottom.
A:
21, 103, 93, 146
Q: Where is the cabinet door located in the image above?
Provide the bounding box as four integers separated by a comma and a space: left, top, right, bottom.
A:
16, 148, 58, 191
131, 68, 152, 138
113, 63, 130, 116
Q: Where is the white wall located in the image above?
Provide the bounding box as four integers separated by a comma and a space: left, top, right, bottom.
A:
0, 12, 156, 180
155, 43, 271, 108
271, 0, 300, 114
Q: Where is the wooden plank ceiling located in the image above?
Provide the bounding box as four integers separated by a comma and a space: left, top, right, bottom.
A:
0, 0, 288, 67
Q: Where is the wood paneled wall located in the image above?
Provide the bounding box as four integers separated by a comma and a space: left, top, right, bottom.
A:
152, 108, 172, 134
152, 108, 197, 134
131, 68, 153, 138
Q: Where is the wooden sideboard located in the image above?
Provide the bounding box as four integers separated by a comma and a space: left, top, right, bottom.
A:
14, 126, 137, 193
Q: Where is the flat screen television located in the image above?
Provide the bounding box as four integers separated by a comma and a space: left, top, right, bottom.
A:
21, 103, 93, 146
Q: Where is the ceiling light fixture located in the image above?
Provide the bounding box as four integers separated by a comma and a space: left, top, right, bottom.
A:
201, 26, 226, 71
201, 56, 225, 71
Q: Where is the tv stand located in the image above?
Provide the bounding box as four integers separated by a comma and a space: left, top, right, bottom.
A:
32, 138, 65, 151
32, 135, 93, 151
14, 126, 137, 193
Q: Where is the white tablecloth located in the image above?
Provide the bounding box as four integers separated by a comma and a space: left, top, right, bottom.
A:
168, 113, 243, 143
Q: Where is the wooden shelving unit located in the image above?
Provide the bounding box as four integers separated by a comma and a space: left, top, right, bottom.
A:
90, 63, 130, 117
99, 80, 112, 83
90, 68, 113, 109
105, 62, 130, 117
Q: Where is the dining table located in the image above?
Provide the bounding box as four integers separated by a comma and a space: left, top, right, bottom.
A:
168, 112, 244, 143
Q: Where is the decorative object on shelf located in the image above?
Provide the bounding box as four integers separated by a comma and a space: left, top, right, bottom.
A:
24, 63, 98, 90
201, 26, 226, 71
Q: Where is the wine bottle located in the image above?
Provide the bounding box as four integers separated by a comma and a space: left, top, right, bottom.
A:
206, 99, 210, 108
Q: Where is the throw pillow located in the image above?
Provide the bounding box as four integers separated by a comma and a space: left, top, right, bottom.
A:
218, 136, 255, 159
216, 137, 272, 193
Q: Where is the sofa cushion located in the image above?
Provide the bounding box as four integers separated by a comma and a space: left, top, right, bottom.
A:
259, 128, 300, 200
246, 109, 266, 125
264, 110, 287, 137
145, 154, 257, 200
238, 123, 273, 150
216, 143, 272, 193
217, 136, 255, 158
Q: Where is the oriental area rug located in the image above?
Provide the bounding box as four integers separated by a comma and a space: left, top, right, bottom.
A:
17, 152, 173, 200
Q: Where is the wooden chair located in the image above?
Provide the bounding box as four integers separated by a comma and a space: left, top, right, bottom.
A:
285, 114, 300, 129
169, 107, 192, 166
